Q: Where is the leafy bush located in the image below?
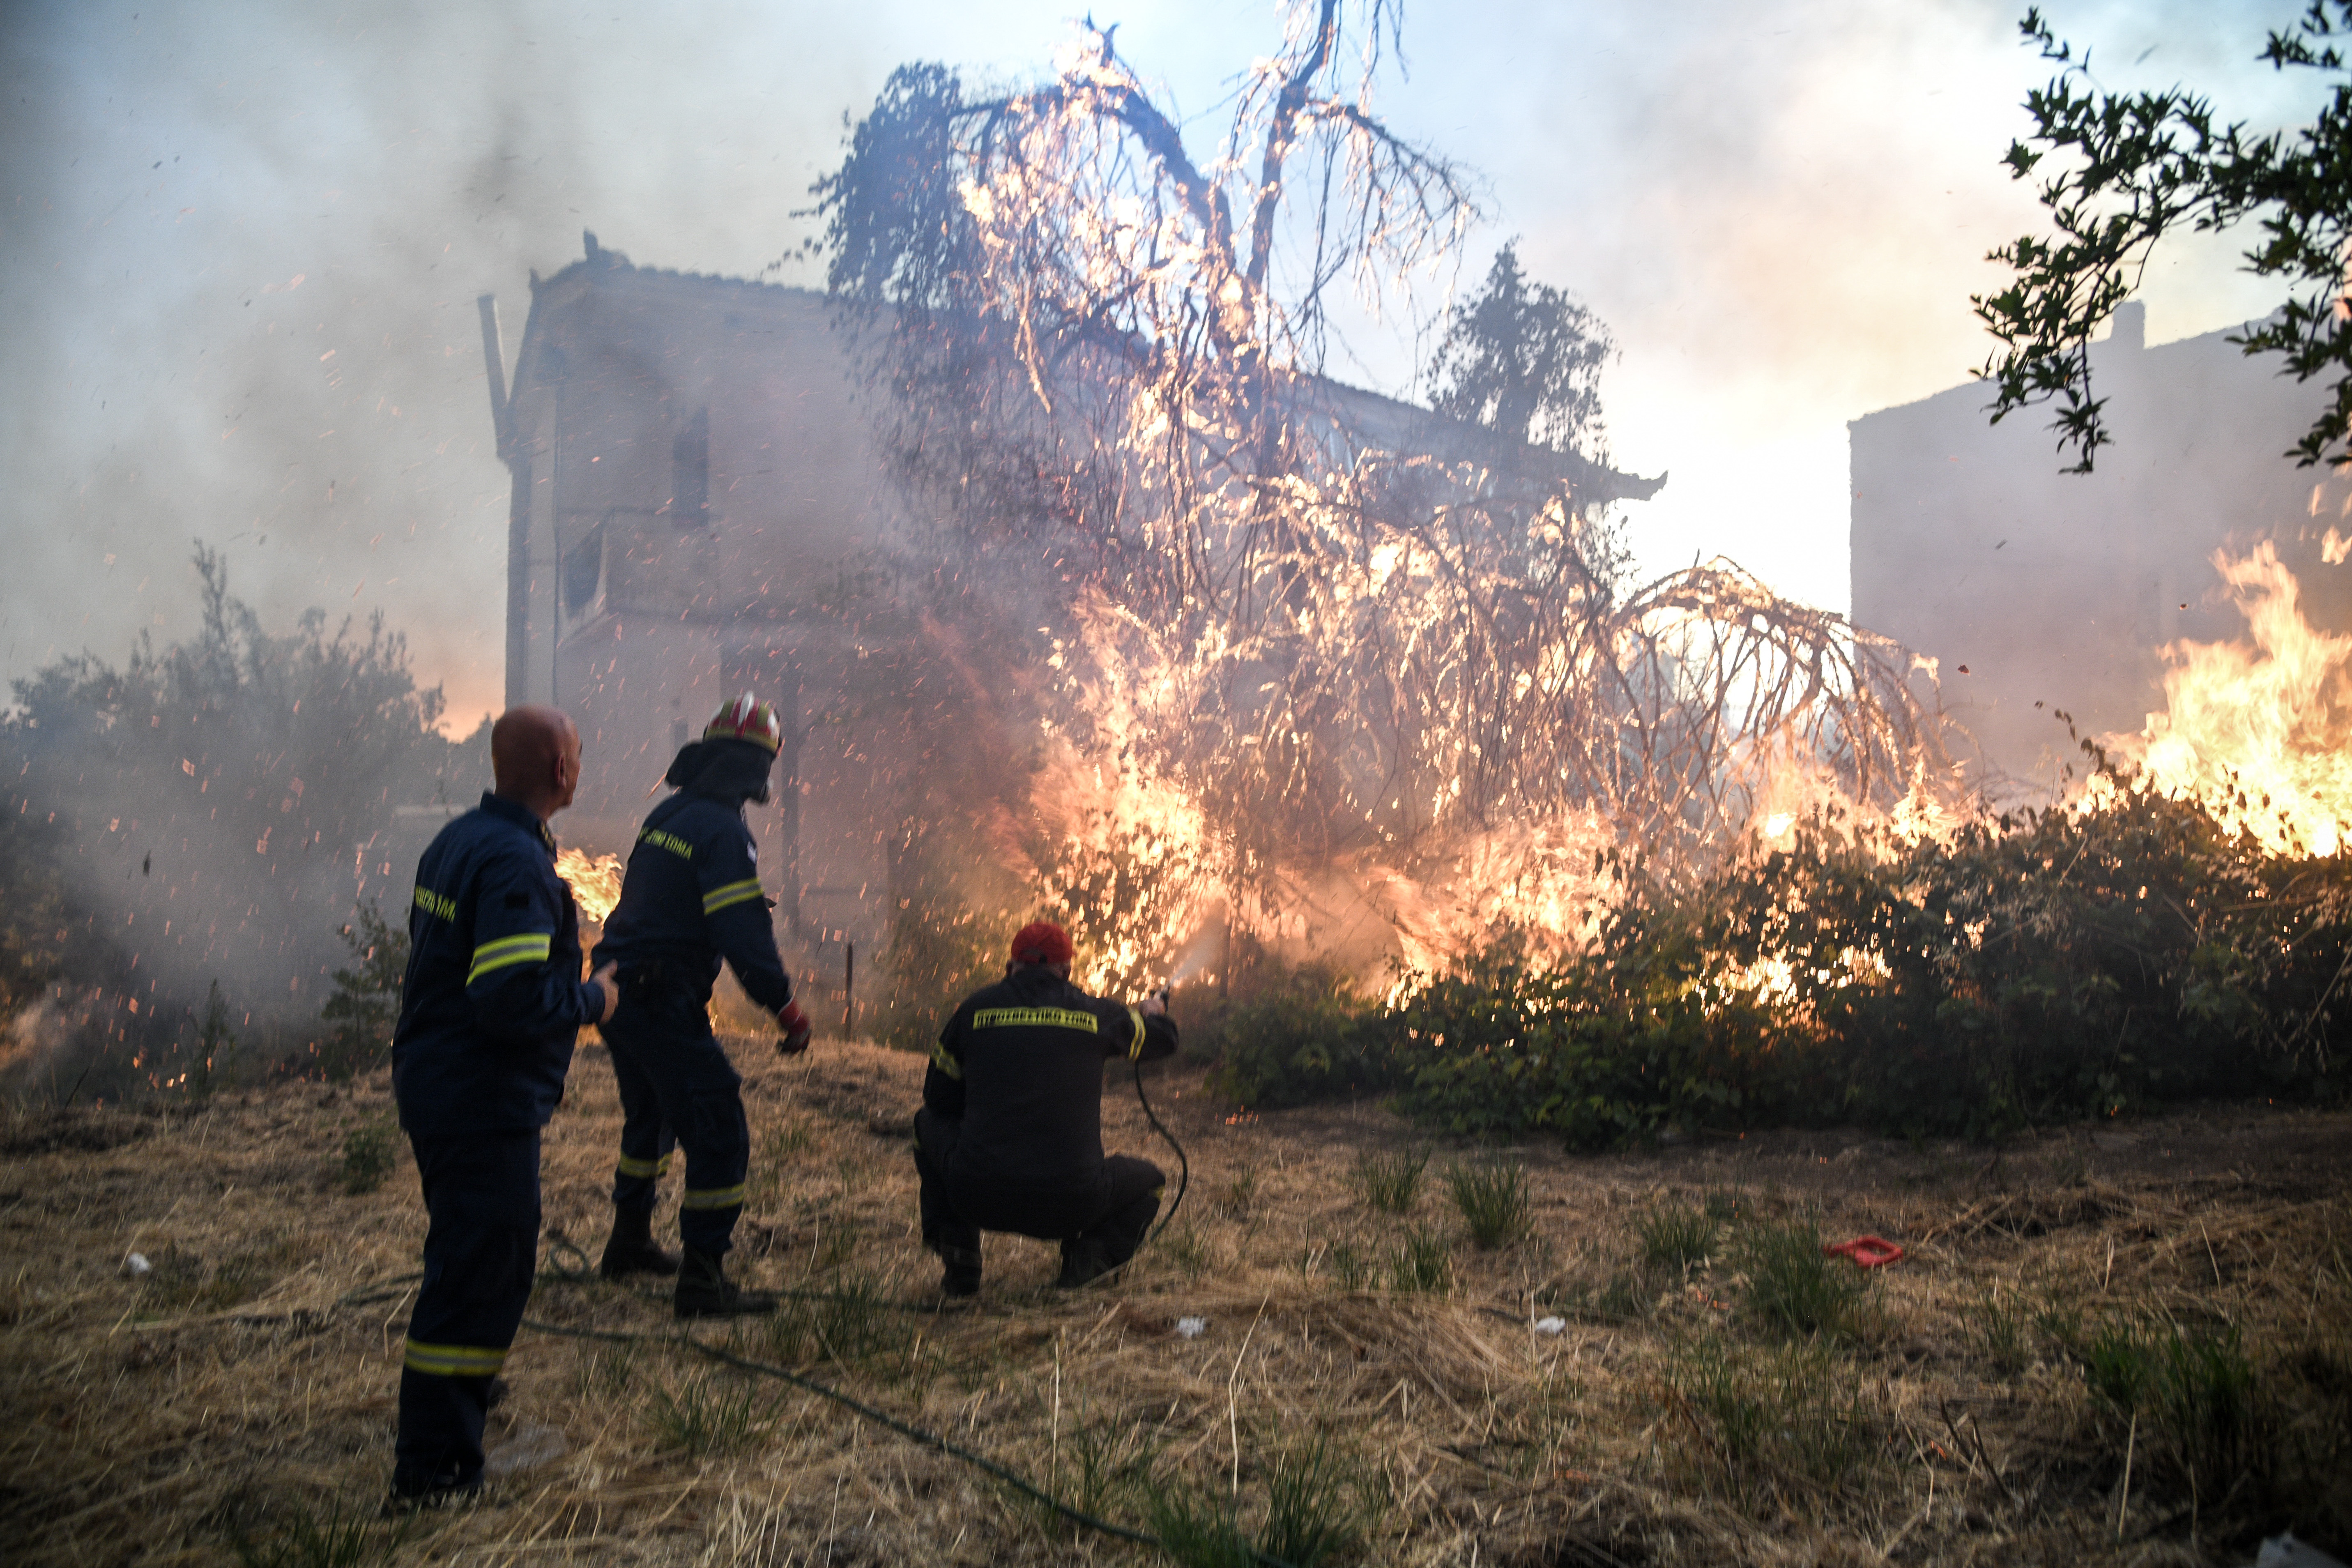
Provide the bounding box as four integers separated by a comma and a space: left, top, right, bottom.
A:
1199, 962, 1399, 1109
1215, 750, 2345, 1148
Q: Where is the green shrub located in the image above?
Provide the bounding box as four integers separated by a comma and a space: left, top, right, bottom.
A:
1354, 1147, 1427, 1215
337, 1118, 398, 1195
1445, 1159, 1531, 1249
648, 1372, 769, 1455
1254, 754, 2345, 1148
1666, 1338, 1873, 1507
1738, 1215, 1869, 1340
1389, 1225, 1452, 1294
1200, 963, 1400, 1109
233, 1495, 402, 1568
1637, 1201, 1720, 1272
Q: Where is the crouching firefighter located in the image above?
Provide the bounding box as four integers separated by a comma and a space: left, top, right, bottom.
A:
389, 705, 620, 1506
915, 921, 1178, 1296
590, 694, 814, 1318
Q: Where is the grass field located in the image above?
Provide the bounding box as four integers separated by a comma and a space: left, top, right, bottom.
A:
3, 1037, 2347, 1566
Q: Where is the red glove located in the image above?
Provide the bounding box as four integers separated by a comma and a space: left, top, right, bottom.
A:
777, 1001, 813, 1056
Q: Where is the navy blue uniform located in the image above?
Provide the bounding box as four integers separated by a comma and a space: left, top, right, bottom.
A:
390, 792, 607, 1497
916, 968, 1178, 1277
591, 787, 796, 1257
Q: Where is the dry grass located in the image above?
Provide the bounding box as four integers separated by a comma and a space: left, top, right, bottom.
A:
2, 1039, 2348, 1566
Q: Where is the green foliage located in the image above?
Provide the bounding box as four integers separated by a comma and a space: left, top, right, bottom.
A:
2, 544, 469, 1096
1140, 1435, 1366, 1568
1257, 1435, 1367, 1568
1353, 1147, 1428, 1215
232, 1495, 402, 1568
1389, 1224, 1453, 1294
1323, 1241, 1375, 1292
1637, 1201, 1721, 1273
1976, 5, 2352, 471
1666, 1338, 1875, 1508
1429, 241, 1616, 462
1298, 756, 2349, 1149
2079, 1317, 2260, 1491
337, 1117, 398, 1195
1738, 1216, 1870, 1341
317, 905, 405, 1082
1200, 962, 1398, 1110
1444, 1159, 1532, 1249
648, 1372, 770, 1455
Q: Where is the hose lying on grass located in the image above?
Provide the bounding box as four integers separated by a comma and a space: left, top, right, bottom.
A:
320, 1259, 1299, 1568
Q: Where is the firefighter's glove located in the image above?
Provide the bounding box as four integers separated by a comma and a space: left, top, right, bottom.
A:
777, 1001, 813, 1056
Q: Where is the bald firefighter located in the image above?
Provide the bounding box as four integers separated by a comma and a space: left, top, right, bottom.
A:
915, 921, 1177, 1296
389, 705, 619, 1507
589, 694, 812, 1317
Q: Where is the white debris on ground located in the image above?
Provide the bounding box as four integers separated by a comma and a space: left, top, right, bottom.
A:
123, 1252, 150, 1278
2257, 1533, 2349, 1568
1174, 1316, 1208, 1339
1533, 1316, 1567, 1335
485, 1425, 568, 1479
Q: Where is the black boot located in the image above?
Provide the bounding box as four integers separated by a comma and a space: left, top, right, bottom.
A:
598, 1206, 679, 1280
674, 1245, 777, 1319
1054, 1239, 1114, 1290
937, 1244, 982, 1299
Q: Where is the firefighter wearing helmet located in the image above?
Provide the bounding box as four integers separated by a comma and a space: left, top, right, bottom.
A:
589, 694, 814, 1317
915, 920, 1178, 1296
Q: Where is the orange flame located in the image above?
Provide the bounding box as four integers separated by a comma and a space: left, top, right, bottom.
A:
2108, 543, 2352, 855
556, 848, 625, 926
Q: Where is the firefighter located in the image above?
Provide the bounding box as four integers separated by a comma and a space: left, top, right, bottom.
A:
389, 705, 619, 1507
915, 921, 1177, 1296
590, 693, 812, 1317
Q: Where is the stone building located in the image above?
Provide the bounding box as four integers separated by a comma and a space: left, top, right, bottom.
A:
1850, 301, 2352, 783
478, 235, 1660, 975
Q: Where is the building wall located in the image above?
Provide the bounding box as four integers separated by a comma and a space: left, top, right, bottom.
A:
1850, 303, 2352, 784
496, 250, 907, 955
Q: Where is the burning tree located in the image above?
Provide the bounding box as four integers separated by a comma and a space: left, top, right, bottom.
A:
815, 2, 1951, 986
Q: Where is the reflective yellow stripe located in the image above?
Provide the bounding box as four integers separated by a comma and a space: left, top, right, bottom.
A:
680, 1184, 745, 1210
403, 1339, 509, 1377
972, 1006, 1098, 1033
616, 1152, 673, 1179
412, 885, 458, 922
467, 932, 552, 984
928, 1042, 964, 1080
638, 826, 694, 860
701, 878, 763, 915
1126, 1007, 1146, 1060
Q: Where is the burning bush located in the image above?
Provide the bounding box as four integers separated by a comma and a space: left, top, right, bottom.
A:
1208, 746, 2345, 1144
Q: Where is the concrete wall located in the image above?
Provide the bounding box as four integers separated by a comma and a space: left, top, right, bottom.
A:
1850, 303, 2352, 785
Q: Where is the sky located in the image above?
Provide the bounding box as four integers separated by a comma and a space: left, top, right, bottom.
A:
0, 0, 2320, 732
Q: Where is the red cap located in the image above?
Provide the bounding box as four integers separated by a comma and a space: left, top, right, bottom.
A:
1010, 921, 1075, 966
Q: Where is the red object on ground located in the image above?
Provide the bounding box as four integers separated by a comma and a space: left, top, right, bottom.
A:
1825, 1235, 1905, 1269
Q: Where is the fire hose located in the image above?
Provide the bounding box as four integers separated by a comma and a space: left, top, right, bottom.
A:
1133, 1049, 1190, 1245
333, 1260, 1296, 1567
